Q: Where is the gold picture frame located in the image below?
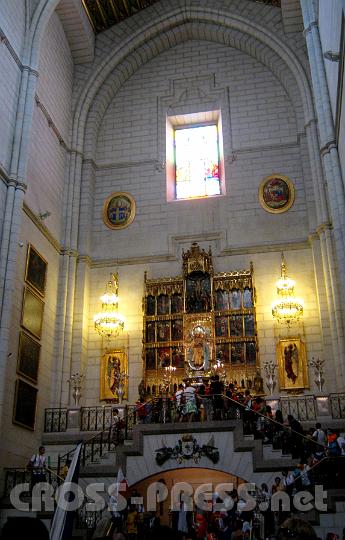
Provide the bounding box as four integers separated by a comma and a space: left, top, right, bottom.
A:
277, 338, 309, 391
13, 379, 38, 430
21, 287, 44, 339
103, 192, 136, 230
259, 174, 295, 214
17, 331, 41, 383
25, 244, 48, 297
100, 350, 128, 401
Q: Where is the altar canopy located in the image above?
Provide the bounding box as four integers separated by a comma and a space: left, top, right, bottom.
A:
143, 243, 258, 394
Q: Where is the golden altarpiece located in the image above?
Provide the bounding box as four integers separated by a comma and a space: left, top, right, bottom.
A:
142, 243, 259, 395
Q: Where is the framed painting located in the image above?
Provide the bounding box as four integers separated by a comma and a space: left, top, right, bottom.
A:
13, 379, 38, 430
17, 331, 40, 383
277, 338, 309, 391
103, 192, 136, 230
259, 174, 295, 214
25, 244, 47, 297
100, 350, 128, 401
21, 287, 44, 339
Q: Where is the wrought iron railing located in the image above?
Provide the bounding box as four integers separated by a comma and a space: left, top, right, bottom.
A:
44, 408, 68, 432
4, 467, 61, 498
80, 406, 113, 431
330, 393, 345, 419
280, 395, 317, 421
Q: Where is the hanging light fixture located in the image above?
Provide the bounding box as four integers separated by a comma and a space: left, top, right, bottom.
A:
271, 253, 304, 325
94, 273, 125, 339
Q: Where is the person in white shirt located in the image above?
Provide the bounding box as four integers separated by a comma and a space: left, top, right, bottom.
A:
312, 423, 327, 455
175, 384, 184, 422
28, 446, 47, 488
182, 381, 198, 421
337, 432, 345, 456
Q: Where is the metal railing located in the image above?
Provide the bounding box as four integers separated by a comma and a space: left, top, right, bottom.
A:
44, 408, 67, 432
4, 467, 61, 498
330, 393, 345, 419
81, 406, 113, 431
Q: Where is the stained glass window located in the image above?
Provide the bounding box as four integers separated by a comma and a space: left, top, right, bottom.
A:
175, 125, 220, 199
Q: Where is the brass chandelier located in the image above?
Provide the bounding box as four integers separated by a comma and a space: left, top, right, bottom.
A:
94, 273, 125, 339
271, 254, 304, 325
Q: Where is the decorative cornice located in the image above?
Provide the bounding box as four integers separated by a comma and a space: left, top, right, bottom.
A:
303, 20, 318, 38
23, 203, 61, 252
320, 140, 337, 157
96, 158, 157, 171
304, 118, 318, 130
34, 95, 68, 149
316, 222, 333, 235
0, 26, 22, 69
233, 139, 299, 155
77, 255, 92, 266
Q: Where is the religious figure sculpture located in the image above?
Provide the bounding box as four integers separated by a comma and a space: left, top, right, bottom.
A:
107, 355, 121, 395
138, 379, 146, 400
186, 325, 210, 371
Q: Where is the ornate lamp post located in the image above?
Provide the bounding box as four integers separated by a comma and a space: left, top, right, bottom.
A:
68, 372, 84, 406
308, 357, 325, 392
263, 360, 278, 396
113, 371, 129, 404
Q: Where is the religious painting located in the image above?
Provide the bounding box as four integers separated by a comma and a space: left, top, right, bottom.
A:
146, 322, 155, 343
244, 315, 255, 336
215, 316, 228, 337
229, 289, 241, 310
184, 314, 212, 371
146, 295, 156, 316
100, 350, 128, 401
215, 290, 229, 311
171, 294, 183, 314
243, 288, 253, 308
216, 343, 230, 364
158, 348, 170, 368
230, 342, 245, 364
172, 347, 185, 368
21, 287, 44, 339
103, 192, 136, 230
145, 349, 156, 370
277, 338, 309, 391
157, 321, 170, 342
171, 319, 183, 341
246, 342, 257, 365
157, 294, 169, 315
186, 274, 211, 313
25, 244, 47, 297
230, 315, 243, 337
17, 331, 40, 383
13, 379, 38, 430
259, 174, 295, 214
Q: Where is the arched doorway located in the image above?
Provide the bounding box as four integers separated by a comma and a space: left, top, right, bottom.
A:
129, 467, 246, 525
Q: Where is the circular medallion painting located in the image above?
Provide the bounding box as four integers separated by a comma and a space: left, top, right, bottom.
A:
103, 192, 136, 229
259, 174, 295, 214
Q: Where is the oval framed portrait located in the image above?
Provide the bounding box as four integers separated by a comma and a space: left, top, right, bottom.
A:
259, 174, 295, 214
103, 192, 136, 229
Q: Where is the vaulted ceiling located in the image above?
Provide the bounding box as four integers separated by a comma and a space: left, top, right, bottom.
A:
82, 0, 281, 33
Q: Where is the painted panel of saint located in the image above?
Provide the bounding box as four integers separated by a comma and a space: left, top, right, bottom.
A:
146, 322, 155, 343
157, 321, 170, 342
230, 289, 242, 309
146, 295, 156, 315
215, 290, 229, 311
186, 275, 211, 313
171, 319, 183, 341
244, 315, 255, 336
246, 342, 257, 364
157, 294, 169, 315
145, 349, 156, 370
172, 347, 185, 368
216, 343, 230, 364
243, 288, 253, 308
158, 348, 170, 368
215, 316, 229, 337
230, 315, 243, 337
231, 342, 245, 364
171, 294, 183, 314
